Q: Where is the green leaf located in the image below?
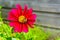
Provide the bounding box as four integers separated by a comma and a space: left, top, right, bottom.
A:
0, 37, 6, 40
23, 25, 50, 40
6, 37, 12, 40
0, 24, 50, 40
1, 24, 12, 37
0, 10, 2, 21
55, 37, 60, 40
12, 38, 20, 40
12, 38, 16, 40
0, 6, 2, 9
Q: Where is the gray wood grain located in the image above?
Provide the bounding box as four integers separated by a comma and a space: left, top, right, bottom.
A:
35, 12, 60, 28
2, 9, 60, 28
1, 0, 60, 12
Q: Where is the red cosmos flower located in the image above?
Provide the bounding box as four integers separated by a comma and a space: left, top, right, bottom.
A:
7, 4, 36, 33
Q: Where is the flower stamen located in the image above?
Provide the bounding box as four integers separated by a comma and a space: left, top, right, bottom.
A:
18, 15, 27, 23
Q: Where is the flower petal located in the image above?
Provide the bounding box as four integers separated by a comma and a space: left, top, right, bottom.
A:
11, 9, 20, 17
9, 22, 22, 33
7, 11, 18, 21
23, 5, 28, 15
28, 19, 35, 24
27, 14, 37, 20
22, 24, 28, 33
28, 8, 33, 15
25, 8, 33, 17
16, 4, 22, 10
27, 21, 35, 28
16, 4, 22, 15
9, 22, 15, 27
27, 14, 36, 27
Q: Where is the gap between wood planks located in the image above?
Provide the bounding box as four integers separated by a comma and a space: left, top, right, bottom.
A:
2, 6, 60, 14
3, 18, 60, 30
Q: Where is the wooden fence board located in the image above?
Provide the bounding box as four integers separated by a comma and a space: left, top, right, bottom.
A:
1, 0, 60, 13
2, 9, 60, 28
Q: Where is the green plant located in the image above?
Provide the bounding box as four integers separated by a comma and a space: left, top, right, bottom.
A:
0, 24, 50, 40
55, 36, 60, 40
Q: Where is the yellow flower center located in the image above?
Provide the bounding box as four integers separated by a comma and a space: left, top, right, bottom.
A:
18, 15, 27, 23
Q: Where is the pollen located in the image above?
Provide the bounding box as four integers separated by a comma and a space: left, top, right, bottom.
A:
18, 15, 27, 23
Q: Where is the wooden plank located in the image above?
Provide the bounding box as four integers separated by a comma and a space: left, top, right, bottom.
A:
30, 2, 60, 13
2, 6, 60, 14
2, 9, 60, 28
35, 12, 60, 28
1, 0, 60, 13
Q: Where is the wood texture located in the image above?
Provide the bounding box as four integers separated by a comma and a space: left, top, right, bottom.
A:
2, 9, 60, 28
1, 0, 60, 12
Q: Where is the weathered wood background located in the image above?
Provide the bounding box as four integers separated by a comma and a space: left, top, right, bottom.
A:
0, 0, 60, 40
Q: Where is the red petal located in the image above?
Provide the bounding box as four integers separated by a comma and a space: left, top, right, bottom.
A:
27, 14, 36, 28
7, 11, 18, 21
11, 9, 20, 17
29, 24, 34, 28
25, 8, 33, 17
22, 24, 28, 33
27, 21, 35, 28
9, 22, 15, 27
23, 5, 28, 15
16, 4, 22, 15
16, 4, 22, 10
27, 14, 37, 20
9, 22, 22, 33
28, 8, 33, 15
28, 21, 35, 25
